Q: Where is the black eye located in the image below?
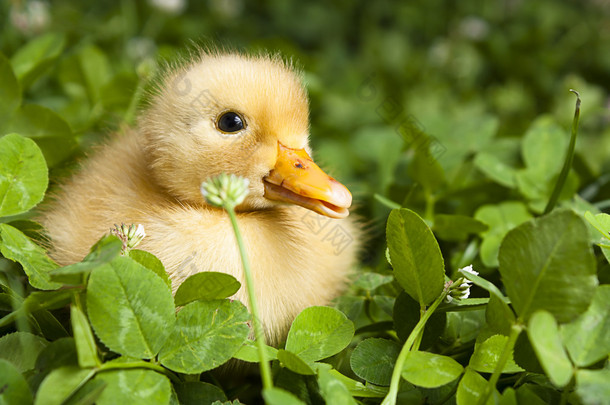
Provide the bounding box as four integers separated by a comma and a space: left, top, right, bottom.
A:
217, 111, 245, 133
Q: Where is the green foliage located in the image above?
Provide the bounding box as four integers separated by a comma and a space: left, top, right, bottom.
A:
0, 359, 33, 405
49, 235, 122, 285
5, 105, 75, 167
276, 349, 315, 375
0, 331, 47, 372
262, 387, 306, 405
561, 285, 610, 368
350, 338, 400, 386
70, 302, 99, 368
469, 334, 524, 374
0, 55, 20, 123
173, 272, 241, 305
232, 339, 278, 363
475, 201, 533, 267
94, 369, 171, 405
158, 300, 250, 374
528, 310, 573, 387
456, 368, 496, 405
316, 365, 358, 405
129, 249, 171, 289
1, 1, 610, 404
401, 351, 464, 388
585, 212, 610, 264
10, 32, 65, 90
0, 134, 47, 217
575, 369, 610, 405
386, 208, 444, 305
35, 366, 95, 405
86, 256, 176, 359
498, 210, 597, 323
0, 223, 60, 290
174, 382, 227, 405
284, 306, 354, 364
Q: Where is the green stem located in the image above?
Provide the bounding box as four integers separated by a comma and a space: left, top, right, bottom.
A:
401, 183, 418, 207
437, 383, 459, 405
411, 305, 427, 352
381, 290, 449, 405
141, 10, 164, 38
559, 378, 575, 405
424, 192, 435, 223
374, 194, 401, 210
98, 361, 180, 383
411, 330, 424, 352
363, 292, 376, 323
6, 265, 29, 334
476, 323, 523, 405
544, 89, 581, 214
226, 208, 274, 391
73, 293, 101, 367
593, 199, 610, 210
124, 78, 147, 125
455, 240, 479, 269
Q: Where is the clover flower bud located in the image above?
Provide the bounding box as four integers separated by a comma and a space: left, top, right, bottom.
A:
110, 223, 146, 254
201, 173, 250, 210
445, 265, 478, 303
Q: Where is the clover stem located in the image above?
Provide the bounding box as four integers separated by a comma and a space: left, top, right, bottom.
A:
544, 89, 581, 214
559, 378, 575, 405
411, 305, 427, 352
381, 290, 449, 405
98, 361, 181, 383
424, 192, 435, 223
364, 293, 376, 323
124, 78, 147, 125
226, 207, 274, 390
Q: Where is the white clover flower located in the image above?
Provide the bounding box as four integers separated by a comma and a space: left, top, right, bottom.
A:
126, 37, 157, 63
111, 223, 146, 254
445, 265, 478, 303
209, 0, 244, 19
460, 264, 479, 277
148, 0, 186, 14
128, 224, 146, 248
10, 1, 50, 35
458, 16, 490, 41
201, 173, 250, 210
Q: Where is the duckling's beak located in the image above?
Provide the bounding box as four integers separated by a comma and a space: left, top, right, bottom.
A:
263, 143, 352, 219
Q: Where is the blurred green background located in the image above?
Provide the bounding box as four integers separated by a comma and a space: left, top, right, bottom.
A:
2, 0, 610, 269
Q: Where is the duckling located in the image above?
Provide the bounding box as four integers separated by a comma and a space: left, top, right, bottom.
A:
41, 51, 360, 344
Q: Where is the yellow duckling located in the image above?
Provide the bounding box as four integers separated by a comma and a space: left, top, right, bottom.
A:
41, 51, 360, 344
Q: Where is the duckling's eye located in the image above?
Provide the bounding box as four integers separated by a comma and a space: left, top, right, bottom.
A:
217, 112, 245, 133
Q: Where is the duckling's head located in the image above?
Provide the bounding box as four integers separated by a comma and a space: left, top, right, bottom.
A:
140, 51, 351, 218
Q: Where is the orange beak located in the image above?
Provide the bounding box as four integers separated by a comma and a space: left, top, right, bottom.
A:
263, 142, 352, 219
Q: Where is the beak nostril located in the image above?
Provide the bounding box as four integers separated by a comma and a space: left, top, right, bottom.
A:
264, 141, 352, 217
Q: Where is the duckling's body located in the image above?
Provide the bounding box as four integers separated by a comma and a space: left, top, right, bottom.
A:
41, 51, 360, 344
